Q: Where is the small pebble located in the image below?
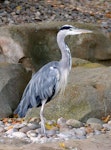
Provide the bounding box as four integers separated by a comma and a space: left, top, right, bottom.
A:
7, 119, 12, 123
12, 132, 27, 138
36, 128, 42, 134
59, 126, 70, 132
66, 119, 83, 128
94, 130, 101, 135
29, 117, 40, 123
0, 127, 5, 133
75, 128, 86, 136
86, 132, 94, 138
4, 0, 10, 5
57, 117, 66, 127
0, 121, 4, 126
90, 123, 102, 130
57, 132, 72, 139
87, 118, 103, 130
13, 123, 26, 129
19, 126, 31, 133
27, 123, 40, 130
6, 128, 18, 135
103, 124, 111, 130
27, 130, 37, 138
108, 120, 111, 126
87, 118, 103, 125
0, 117, 110, 143
46, 129, 56, 137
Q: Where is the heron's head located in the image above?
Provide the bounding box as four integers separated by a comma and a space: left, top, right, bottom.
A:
59, 25, 92, 36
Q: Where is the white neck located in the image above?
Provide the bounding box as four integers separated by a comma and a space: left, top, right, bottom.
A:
57, 31, 72, 71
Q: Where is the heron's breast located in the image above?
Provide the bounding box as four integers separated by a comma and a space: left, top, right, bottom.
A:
58, 69, 69, 94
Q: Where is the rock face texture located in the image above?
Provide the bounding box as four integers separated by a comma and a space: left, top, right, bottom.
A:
0, 63, 31, 118
0, 32, 24, 63
0, 22, 111, 70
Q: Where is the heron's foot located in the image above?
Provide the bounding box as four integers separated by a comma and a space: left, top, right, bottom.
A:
40, 122, 46, 135
40, 129, 47, 137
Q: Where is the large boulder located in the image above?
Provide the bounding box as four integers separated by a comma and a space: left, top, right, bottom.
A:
25, 59, 111, 122
0, 33, 24, 63
0, 63, 31, 118
0, 22, 111, 121
0, 22, 111, 70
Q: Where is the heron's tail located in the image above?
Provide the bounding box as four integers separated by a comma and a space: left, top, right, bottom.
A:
14, 97, 31, 118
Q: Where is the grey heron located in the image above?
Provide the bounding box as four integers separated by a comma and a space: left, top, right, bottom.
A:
14, 25, 92, 134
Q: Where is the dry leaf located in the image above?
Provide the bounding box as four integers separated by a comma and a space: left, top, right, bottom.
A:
45, 122, 57, 130
7, 126, 13, 130
102, 115, 110, 123
59, 142, 66, 149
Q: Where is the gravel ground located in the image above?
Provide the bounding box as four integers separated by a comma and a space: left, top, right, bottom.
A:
0, 117, 111, 144
0, 0, 111, 29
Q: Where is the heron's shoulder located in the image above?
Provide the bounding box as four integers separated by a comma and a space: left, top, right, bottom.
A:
44, 61, 59, 67
32, 61, 60, 79
40, 61, 60, 72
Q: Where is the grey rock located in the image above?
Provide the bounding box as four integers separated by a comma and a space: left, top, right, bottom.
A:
57, 117, 67, 128
4, 124, 12, 130
57, 132, 73, 139
4, 0, 10, 4
29, 117, 40, 123
13, 123, 26, 129
87, 118, 103, 125
103, 124, 111, 130
66, 119, 83, 128
59, 126, 70, 132
7, 119, 12, 123
57, 117, 66, 125
12, 132, 27, 138
0, 35, 24, 64
94, 130, 101, 135
0, 127, 5, 133
0, 63, 31, 118
90, 124, 102, 130
86, 132, 94, 138
27, 123, 40, 130
77, 135, 86, 139
19, 126, 31, 133
87, 118, 103, 130
108, 120, 111, 126
74, 128, 86, 136
27, 130, 37, 138
0, 121, 4, 126
46, 129, 56, 137
6, 128, 18, 135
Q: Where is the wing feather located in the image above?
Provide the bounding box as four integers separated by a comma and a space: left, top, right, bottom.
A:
14, 62, 61, 117
23, 62, 60, 107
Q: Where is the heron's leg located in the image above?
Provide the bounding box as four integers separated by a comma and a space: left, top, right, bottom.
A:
40, 99, 47, 134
